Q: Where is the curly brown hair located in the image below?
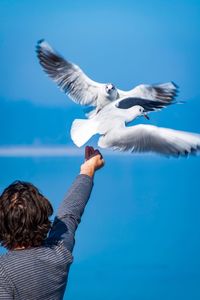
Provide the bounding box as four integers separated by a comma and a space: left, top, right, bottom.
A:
0, 180, 53, 250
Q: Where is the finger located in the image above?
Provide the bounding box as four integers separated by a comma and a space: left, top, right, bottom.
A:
89, 146, 95, 157
85, 146, 90, 160
94, 149, 103, 159
86, 150, 103, 160
85, 146, 96, 160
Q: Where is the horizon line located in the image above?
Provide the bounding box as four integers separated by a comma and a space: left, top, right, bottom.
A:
0, 145, 129, 157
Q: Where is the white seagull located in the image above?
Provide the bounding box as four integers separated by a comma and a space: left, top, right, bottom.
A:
36, 40, 179, 116
70, 98, 200, 157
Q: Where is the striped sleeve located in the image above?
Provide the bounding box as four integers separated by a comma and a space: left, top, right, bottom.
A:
48, 174, 93, 252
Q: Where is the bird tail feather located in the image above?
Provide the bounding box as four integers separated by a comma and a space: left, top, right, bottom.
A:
70, 118, 97, 147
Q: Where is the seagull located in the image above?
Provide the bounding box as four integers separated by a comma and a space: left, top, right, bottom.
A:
70, 98, 200, 157
36, 40, 179, 116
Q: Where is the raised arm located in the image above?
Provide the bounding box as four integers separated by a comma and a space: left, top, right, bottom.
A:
48, 146, 104, 252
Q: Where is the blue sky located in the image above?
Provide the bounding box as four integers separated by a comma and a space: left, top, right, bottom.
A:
1, 1, 200, 299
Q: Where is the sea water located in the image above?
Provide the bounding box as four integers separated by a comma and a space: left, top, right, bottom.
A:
1, 156, 200, 300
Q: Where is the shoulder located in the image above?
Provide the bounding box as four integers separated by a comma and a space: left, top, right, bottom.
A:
0, 251, 25, 273
0, 255, 15, 291
0, 252, 12, 266
1, 244, 73, 268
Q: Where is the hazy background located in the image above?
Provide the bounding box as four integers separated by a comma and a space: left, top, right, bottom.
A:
1, 1, 200, 299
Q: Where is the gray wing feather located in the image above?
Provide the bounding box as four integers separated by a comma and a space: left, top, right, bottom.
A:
36, 40, 104, 106
118, 82, 178, 109
99, 124, 200, 157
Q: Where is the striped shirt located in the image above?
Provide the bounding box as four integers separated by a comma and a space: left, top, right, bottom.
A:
0, 174, 93, 300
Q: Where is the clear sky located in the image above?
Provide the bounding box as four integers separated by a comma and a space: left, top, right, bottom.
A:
1, 1, 200, 299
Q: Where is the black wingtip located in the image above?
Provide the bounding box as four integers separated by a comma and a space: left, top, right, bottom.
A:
171, 81, 179, 90
36, 39, 46, 55
35, 39, 44, 55
37, 38, 45, 45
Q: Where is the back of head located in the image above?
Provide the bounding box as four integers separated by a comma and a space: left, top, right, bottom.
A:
0, 181, 53, 250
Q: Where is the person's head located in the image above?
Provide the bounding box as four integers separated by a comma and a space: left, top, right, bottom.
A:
0, 180, 53, 250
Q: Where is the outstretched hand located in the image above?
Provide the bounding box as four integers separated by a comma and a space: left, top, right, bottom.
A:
80, 146, 104, 177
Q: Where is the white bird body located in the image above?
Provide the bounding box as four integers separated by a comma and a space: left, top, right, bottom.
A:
95, 101, 140, 132
70, 101, 200, 157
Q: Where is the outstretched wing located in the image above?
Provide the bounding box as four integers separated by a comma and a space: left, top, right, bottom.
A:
36, 40, 104, 106
115, 96, 174, 112
118, 82, 178, 109
98, 124, 200, 157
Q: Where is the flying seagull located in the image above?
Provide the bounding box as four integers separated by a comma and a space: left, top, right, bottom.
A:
36, 40, 179, 116
70, 98, 200, 157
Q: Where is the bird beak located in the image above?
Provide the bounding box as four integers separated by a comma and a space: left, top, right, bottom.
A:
143, 113, 150, 120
